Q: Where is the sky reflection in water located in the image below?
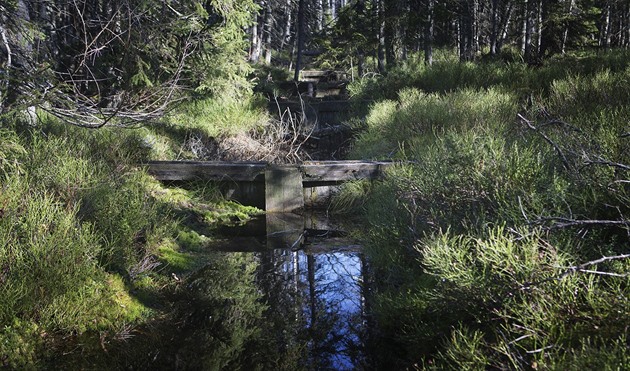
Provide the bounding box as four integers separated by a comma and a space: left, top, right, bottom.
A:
239, 213, 367, 370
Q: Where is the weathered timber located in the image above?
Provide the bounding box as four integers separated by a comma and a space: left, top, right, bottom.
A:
146, 160, 394, 212
265, 166, 304, 212
299, 161, 391, 186
276, 81, 348, 98
299, 70, 348, 82
146, 160, 392, 184
146, 161, 267, 181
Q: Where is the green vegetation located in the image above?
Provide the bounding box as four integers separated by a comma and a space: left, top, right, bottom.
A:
3, 0, 630, 366
340, 49, 630, 369
168, 95, 268, 138
0, 114, 263, 367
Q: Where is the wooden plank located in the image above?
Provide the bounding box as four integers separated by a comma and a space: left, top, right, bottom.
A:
300, 161, 393, 184
146, 161, 266, 181
146, 160, 394, 183
300, 70, 349, 81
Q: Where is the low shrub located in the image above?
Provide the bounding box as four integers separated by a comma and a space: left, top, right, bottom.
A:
348, 50, 630, 368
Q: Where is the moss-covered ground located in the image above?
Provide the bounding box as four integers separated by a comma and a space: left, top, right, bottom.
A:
0, 100, 265, 368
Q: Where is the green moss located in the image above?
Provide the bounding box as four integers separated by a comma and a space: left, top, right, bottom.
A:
176, 229, 211, 250
158, 242, 200, 273
202, 201, 262, 225
0, 319, 41, 369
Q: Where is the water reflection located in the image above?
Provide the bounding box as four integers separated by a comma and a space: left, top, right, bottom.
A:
51, 212, 370, 370
223, 212, 368, 370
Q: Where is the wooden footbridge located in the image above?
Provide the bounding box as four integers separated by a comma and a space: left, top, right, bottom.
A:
147, 160, 392, 212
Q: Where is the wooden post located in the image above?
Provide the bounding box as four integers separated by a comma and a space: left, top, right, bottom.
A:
266, 213, 304, 249
265, 166, 304, 213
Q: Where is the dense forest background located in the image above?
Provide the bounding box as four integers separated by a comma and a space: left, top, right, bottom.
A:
1, 0, 629, 369
2, 0, 630, 125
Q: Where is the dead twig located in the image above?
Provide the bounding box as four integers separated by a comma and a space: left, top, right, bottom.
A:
518, 113, 572, 171
522, 253, 630, 290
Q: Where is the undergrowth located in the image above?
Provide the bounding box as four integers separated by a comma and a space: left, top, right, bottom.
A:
0, 114, 261, 367
339, 49, 630, 369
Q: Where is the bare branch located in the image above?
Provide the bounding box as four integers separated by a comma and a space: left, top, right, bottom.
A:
531, 216, 630, 230
522, 253, 630, 290
575, 269, 628, 278
582, 158, 630, 172
525, 345, 554, 354
518, 113, 572, 171
564, 253, 630, 272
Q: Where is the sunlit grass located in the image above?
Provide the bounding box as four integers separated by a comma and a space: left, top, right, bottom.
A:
167, 94, 268, 138
347, 49, 630, 368
0, 111, 263, 366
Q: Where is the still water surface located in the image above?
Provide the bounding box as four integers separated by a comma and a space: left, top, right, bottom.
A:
54, 212, 370, 370
221, 212, 369, 370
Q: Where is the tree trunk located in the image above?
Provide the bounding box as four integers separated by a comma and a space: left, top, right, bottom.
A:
280, 0, 293, 49
376, 0, 386, 73
536, 0, 543, 55
471, 0, 479, 55
250, 20, 261, 62
600, 1, 611, 49
459, 0, 474, 61
498, 2, 513, 51
561, 0, 575, 54
523, 0, 535, 62
294, 0, 306, 81
316, 0, 323, 31
538, 0, 551, 58
0, 21, 11, 113
384, 0, 398, 69
323, 0, 331, 25
424, 0, 434, 65
263, 0, 273, 64
490, 0, 499, 55
521, 0, 528, 55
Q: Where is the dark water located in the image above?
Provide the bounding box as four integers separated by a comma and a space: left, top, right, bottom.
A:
53, 212, 371, 370
220, 212, 370, 370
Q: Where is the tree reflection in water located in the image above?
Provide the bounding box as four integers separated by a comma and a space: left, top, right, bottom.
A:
50, 213, 369, 370
257, 245, 366, 370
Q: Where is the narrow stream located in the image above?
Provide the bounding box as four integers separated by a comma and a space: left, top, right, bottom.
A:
219, 211, 370, 370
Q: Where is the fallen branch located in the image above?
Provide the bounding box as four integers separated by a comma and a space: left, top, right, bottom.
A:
582, 158, 630, 172
531, 216, 630, 230
518, 113, 572, 171
557, 253, 630, 279
522, 253, 630, 290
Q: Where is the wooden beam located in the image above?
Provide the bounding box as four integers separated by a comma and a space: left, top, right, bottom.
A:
300, 161, 392, 184
145, 160, 394, 183
145, 161, 267, 181
265, 166, 304, 213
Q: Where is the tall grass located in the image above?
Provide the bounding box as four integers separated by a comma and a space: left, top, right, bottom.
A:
167, 94, 268, 138
348, 49, 630, 111
342, 49, 630, 368
0, 118, 201, 366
